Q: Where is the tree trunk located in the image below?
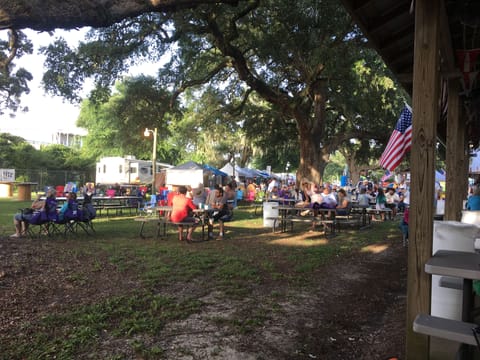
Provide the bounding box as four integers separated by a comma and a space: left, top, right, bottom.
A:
295, 78, 329, 185
296, 127, 327, 185
0, 0, 239, 31
346, 156, 361, 185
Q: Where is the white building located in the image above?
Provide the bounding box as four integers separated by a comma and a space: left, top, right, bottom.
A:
95, 156, 172, 185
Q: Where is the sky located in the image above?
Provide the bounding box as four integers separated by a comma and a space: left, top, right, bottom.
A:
1, 29, 88, 144
1, 28, 158, 144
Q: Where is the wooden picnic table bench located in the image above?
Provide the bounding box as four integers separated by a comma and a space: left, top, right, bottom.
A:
135, 206, 208, 241
269, 207, 337, 236
366, 207, 393, 221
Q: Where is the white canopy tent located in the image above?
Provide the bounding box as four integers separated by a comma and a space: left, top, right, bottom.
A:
166, 161, 226, 188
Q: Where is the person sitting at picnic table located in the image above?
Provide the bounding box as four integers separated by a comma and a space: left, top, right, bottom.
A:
205, 185, 220, 208
295, 181, 312, 208
357, 187, 372, 206
385, 187, 400, 217
319, 185, 337, 209
268, 185, 280, 200
310, 184, 323, 205
314, 185, 337, 219
208, 187, 231, 240
336, 189, 350, 215
308, 184, 323, 215
192, 186, 206, 207
278, 184, 291, 199
170, 185, 198, 242
466, 186, 480, 210
10, 193, 46, 238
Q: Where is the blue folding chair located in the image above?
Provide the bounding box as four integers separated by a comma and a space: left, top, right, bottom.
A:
139, 194, 157, 216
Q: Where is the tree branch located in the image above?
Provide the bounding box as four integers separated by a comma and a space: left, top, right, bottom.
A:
0, 0, 241, 31
170, 59, 229, 106
0, 29, 17, 74
205, 9, 293, 116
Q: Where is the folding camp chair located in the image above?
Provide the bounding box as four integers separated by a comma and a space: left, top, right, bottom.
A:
138, 194, 157, 217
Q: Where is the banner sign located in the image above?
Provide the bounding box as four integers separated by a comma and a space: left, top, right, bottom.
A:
0, 169, 15, 182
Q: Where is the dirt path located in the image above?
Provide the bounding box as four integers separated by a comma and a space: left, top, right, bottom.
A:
0, 236, 407, 359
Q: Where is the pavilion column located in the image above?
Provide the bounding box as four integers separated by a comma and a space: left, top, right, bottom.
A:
444, 80, 466, 221
406, 0, 440, 358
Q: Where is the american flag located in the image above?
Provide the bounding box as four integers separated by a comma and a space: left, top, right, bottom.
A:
381, 170, 392, 183
379, 106, 413, 171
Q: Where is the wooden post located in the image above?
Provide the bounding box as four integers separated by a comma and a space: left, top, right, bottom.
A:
445, 81, 466, 221
406, 0, 440, 358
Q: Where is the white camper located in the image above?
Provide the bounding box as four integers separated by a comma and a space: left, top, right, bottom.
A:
96, 156, 172, 185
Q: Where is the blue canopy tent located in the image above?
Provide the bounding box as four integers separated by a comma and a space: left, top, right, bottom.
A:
435, 170, 446, 182
203, 164, 228, 177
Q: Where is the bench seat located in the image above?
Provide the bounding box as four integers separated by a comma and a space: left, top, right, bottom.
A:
413, 314, 478, 346
134, 216, 168, 239
270, 215, 336, 235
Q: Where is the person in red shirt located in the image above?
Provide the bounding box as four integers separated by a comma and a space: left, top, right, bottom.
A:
170, 186, 198, 241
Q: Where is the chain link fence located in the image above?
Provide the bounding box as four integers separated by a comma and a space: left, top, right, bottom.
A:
15, 169, 95, 193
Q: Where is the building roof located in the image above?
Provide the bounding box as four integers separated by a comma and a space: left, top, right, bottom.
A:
340, 0, 480, 148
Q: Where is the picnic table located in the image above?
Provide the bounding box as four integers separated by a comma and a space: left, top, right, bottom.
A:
41, 195, 141, 217
270, 205, 337, 235
350, 203, 371, 228
134, 205, 208, 241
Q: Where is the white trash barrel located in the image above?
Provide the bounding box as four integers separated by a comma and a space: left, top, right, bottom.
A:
263, 202, 279, 227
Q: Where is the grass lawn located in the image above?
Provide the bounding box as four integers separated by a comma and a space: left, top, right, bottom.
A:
0, 198, 405, 359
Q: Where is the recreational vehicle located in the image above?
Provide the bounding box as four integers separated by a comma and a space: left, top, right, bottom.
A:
96, 156, 172, 185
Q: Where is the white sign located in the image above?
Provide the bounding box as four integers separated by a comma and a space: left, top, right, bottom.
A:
0, 169, 15, 182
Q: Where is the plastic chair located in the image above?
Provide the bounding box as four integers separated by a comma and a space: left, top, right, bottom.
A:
139, 194, 157, 216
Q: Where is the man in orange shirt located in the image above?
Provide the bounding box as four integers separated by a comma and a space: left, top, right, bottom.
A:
170, 186, 198, 241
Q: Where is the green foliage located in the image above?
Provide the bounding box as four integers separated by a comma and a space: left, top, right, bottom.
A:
0, 133, 40, 169
0, 30, 33, 115
38, 0, 406, 179
77, 75, 183, 163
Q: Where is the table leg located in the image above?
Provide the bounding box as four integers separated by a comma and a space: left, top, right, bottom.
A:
460, 279, 475, 360
462, 279, 473, 322
139, 222, 146, 239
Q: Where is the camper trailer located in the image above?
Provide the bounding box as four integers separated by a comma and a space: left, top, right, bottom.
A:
96, 156, 172, 185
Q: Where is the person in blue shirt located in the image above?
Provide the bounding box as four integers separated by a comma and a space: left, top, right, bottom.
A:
466, 186, 480, 210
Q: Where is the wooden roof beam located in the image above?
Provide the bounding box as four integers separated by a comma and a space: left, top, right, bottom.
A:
349, 0, 374, 12
439, 0, 456, 72
377, 23, 414, 50
366, 3, 412, 35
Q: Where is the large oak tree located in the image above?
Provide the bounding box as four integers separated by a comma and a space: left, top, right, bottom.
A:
1, 0, 405, 183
